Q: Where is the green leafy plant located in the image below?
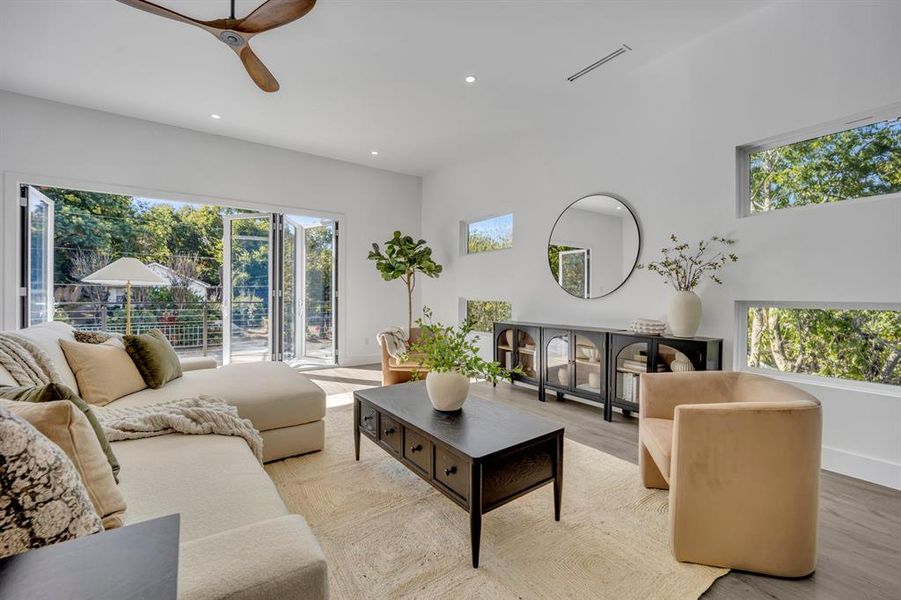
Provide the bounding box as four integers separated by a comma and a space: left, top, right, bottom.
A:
368, 231, 443, 332
405, 307, 521, 384
638, 234, 738, 291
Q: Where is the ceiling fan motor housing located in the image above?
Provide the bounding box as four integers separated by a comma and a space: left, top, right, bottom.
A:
219, 30, 245, 47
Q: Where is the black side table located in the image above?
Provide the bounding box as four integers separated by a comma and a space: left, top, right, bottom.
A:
0, 514, 180, 600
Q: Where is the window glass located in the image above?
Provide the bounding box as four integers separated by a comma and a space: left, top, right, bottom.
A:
465, 300, 512, 333
746, 306, 900, 386
467, 214, 513, 253
748, 117, 900, 213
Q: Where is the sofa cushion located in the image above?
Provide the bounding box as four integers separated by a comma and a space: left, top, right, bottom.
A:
112, 434, 288, 541
2, 399, 127, 530
640, 417, 674, 481
12, 321, 80, 392
111, 362, 326, 432
179, 516, 328, 600
59, 338, 147, 406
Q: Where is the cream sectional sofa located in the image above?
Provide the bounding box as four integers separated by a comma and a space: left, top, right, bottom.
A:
1, 322, 329, 600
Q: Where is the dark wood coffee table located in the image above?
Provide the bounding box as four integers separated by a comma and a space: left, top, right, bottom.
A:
354, 381, 564, 568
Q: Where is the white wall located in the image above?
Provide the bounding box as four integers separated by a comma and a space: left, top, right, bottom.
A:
0, 91, 422, 366
421, 1, 901, 489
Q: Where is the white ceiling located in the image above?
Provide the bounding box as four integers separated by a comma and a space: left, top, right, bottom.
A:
0, 1, 765, 176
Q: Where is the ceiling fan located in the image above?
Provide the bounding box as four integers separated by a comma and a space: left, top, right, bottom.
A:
115, 0, 317, 92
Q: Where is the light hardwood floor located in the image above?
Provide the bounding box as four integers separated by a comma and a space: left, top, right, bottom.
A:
303, 366, 901, 600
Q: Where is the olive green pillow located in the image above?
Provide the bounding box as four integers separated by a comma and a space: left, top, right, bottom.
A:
0, 383, 120, 481
123, 329, 183, 389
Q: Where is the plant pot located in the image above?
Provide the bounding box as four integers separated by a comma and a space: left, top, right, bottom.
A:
667, 290, 702, 338
426, 371, 471, 412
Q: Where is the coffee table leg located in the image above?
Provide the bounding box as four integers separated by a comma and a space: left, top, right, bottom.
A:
353, 397, 361, 461
554, 434, 563, 521
470, 462, 482, 568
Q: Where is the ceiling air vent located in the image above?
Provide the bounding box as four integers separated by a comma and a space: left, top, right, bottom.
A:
567, 44, 632, 83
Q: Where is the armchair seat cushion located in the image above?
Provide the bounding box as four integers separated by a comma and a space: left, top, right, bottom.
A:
640, 417, 673, 482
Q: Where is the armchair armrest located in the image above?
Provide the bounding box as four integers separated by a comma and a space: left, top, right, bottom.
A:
179, 356, 218, 372
640, 372, 740, 420
179, 515, 328, 600
669, 400, 821, 576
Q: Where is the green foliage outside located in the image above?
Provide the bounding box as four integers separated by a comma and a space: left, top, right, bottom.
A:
746, 117, 900, 387
465, 300, 512, 333
368, 231, 443, 333
748, 307, 900, 386
467, 214, 513, 253
405, 307, 521, 383
749, 117, 900, 213
547, 244, 587, 297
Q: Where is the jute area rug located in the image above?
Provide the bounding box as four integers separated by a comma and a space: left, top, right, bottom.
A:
265, 404, 727, 599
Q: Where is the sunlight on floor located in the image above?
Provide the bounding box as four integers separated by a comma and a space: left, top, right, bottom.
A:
300, 365, 382, 408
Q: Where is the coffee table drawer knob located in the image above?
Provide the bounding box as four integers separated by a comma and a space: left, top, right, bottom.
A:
444, 466, 457, 476
384, 427, 396, 435
363, 415, 373, 421
410, 444, 423, 453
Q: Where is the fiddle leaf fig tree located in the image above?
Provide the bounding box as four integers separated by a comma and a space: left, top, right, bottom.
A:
368, 231, 443, 333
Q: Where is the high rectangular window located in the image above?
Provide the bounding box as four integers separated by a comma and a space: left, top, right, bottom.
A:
465, 299, 512, 333
746, 305, 900, 387
743, 114, 900, 214
466, 214, 513, 253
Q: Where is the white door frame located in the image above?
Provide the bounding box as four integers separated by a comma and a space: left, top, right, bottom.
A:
222, 213, 274, 365
558, 248, 591, 298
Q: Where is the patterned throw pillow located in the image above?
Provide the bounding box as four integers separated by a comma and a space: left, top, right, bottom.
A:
73, 330, 120, 345
0, 405, 102, 559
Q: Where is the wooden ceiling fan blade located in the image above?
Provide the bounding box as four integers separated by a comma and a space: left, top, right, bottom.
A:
237, 0, 316, 34
239, 46, 280, 92
114, 0, 213, 29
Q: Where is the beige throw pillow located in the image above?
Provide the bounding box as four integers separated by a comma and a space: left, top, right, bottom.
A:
1, 399, 127, 530
59, 338, 146, 406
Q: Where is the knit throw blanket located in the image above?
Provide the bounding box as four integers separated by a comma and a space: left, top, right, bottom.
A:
97, 397, 264, 463
0, 332, 62, 386
376, 326, 408, 359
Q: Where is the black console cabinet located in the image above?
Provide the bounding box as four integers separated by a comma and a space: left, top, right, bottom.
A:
493, 320, 722, 421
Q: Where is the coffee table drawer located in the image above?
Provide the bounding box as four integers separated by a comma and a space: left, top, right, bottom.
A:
403, 429, 431, 474
359, 403, 377, 435
379, 414, 402, 455
434, 446, 468, 501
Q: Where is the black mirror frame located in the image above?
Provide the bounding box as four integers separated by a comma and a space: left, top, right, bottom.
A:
546, 192, 642, 300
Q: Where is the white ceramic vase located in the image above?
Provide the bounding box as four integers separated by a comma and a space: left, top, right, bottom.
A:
425, 371, 470, 412
667, 290, 702, 338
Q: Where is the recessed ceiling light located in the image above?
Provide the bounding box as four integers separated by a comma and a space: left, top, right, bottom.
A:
464, 75, 477, 84
370, 150, 379, 156
616, 206, 622, 210
210, 114, 221, 120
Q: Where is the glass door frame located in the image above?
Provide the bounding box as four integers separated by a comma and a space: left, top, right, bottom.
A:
18, 185, 55, 328
557, 248, 591, 299
297, 219, 338, 366
222, 212, 276, 365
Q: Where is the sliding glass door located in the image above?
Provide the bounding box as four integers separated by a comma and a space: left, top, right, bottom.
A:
301, 219, 337, 365
223, 214, 273, 364
222, 213, 337, 366
20, 185, 55, 327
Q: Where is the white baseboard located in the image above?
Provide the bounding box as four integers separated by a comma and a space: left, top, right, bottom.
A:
338, 354, 381, 367
822, 446, 901, 490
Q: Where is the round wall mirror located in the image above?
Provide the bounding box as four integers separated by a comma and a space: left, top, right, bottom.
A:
547, 193, 641, 299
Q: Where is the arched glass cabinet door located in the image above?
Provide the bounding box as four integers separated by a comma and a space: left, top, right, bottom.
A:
515, 327, 539, 382
544, 330, 570, 390
495, 327, 515, 371
573, 333, 605, 397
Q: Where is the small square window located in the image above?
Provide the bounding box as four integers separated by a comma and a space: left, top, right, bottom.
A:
464, 300, 512, 333
465, 214, 513, 254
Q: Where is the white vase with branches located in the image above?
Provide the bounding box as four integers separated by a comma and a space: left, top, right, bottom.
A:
638, 235, 738, 337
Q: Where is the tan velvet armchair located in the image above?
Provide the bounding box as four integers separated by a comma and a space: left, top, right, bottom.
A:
639, 371, 822, 577
379, 327, 429, 385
